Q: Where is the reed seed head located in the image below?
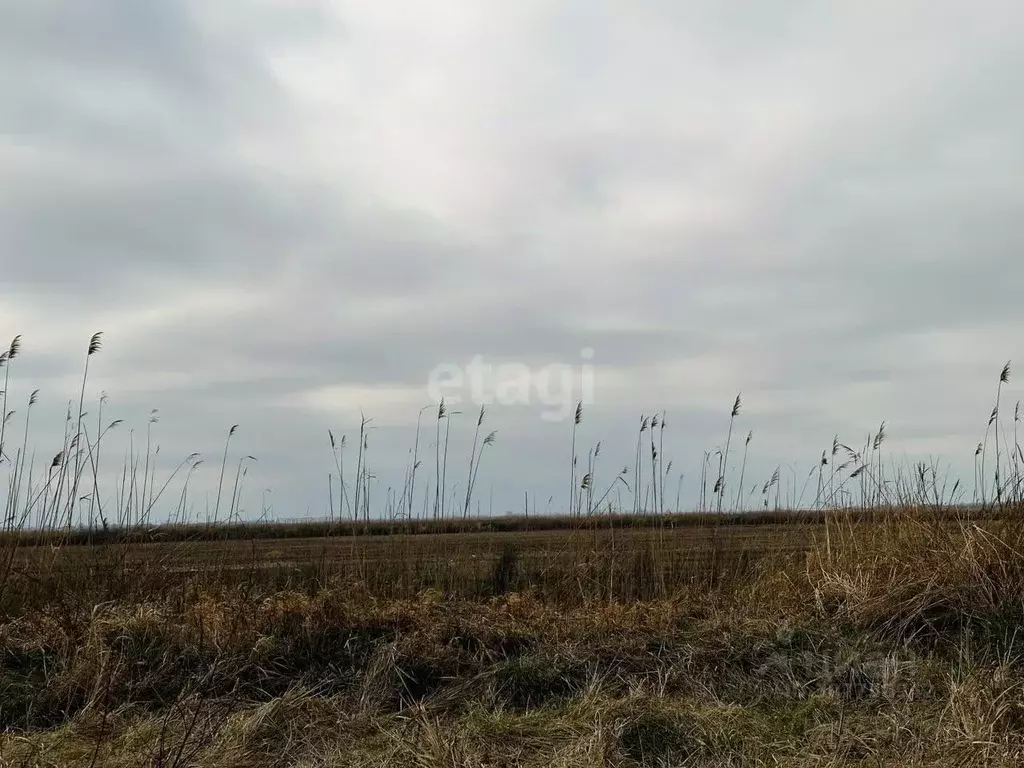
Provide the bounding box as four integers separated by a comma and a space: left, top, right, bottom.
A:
873, 422, 886, 450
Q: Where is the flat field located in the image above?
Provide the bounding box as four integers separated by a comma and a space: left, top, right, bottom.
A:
4, 509, 1024, 767
8, 513, 832, 606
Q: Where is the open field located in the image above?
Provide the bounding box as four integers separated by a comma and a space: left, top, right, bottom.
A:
6, 520, 816, 607
5, 510, 1024, 765
2, 503, 1008, 549
2, 337, 1024, 765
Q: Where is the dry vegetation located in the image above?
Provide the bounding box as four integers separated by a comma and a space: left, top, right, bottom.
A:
2, 335, 1024, 766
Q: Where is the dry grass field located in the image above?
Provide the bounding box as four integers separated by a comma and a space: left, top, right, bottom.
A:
5, 510, 1024, 766
3, 337, 1024, 766
10, 521, 813, 600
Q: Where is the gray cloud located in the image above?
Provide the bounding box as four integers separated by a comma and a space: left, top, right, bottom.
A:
2, 0, 1023, 520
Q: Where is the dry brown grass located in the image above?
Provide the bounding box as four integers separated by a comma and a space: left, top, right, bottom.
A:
3, 510, 1024, 766
809, 509, 1024, 633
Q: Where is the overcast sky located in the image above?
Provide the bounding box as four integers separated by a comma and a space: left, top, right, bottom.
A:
2, 1, 1023, 521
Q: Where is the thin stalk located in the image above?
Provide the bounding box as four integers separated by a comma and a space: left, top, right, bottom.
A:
717, 394, 741, 515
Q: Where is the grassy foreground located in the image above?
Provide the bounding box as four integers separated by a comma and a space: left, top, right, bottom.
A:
4, 509, 1024, 767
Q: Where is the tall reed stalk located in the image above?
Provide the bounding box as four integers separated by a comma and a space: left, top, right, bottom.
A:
569, 402, 582, 516
433, 399, 445, 520
717, 394, 741, 515
212, 425, 238, 527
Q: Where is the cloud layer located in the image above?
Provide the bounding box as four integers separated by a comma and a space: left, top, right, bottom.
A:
3, 0, 1023, 519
